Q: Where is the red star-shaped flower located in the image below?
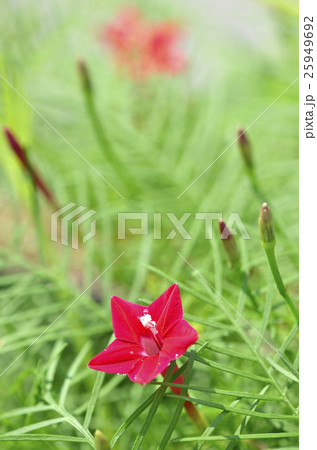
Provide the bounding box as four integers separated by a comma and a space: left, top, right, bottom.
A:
88, 284, 198, 384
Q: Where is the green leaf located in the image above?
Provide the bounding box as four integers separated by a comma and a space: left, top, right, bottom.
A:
225, 385, 270, 450
193, 399, 241, 450
158, 351, 195, 449
172, 432, 299, 443
75, 372, 124, 416
202, 342, 257, 362
110, 390, 157, 448
84, 371, 105, 429
45, 340, 67, 394
152, 383, 282, 401
166, 395, 298, 420
0, 434, 89, 443
0, 405, 53, 420
184, 313, 234, 332
145, 265, 216, 307
192, 354, 271, 383
266, 357, 299, 383
256, 284, 273, 349
59, 341, 91, 407
110, 361, 188, 447
2, 418, 66, 435
132, 361, 176, 450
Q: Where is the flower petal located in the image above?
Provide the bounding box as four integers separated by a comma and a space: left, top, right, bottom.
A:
162, 319, 198, 360
128, 351, 171, 385
111, 296, 149, 343
148, 284, 183, 336
88, 339, 144, 374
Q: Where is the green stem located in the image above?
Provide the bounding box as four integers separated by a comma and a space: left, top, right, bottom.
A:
239, 268, 259, 312
82, 88, 137, 194
247, 168, 265, 203
84, 91, 118, 166
29, 174, 46, 266
264, 245, 299, 322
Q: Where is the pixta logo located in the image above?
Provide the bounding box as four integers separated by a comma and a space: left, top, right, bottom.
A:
51, 203, 96, 250
117, 213, 250, 240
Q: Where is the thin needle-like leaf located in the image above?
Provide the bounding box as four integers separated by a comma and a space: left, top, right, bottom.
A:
0, 434, 89, 443
59, 341, 91, 407
0, 405, 53, 420
2, 418, 66, 435
45, 341, 67, 394
172, 432, 299, 443
158, 351, 195, 449
83, 371, 105, 429
266, 357, 299, 383
110, 364, 188, 447
166, 396, 298, 420
193, 399, 241, 450
225, 385, 270, 450
152, 383, 282, 401
132, 362, 176, 450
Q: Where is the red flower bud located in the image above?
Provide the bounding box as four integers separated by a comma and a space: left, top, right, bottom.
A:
3, 127, 57, 207
237, 126, 253, 169
77, 58, 92, 93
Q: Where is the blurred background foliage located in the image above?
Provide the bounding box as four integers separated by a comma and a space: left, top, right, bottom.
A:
0, 0, 298, 448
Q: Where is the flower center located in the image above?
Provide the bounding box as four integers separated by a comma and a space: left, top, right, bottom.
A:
138, 311, 162, 356
141, 335, 161, 356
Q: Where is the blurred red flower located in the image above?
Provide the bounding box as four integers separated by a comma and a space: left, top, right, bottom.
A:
88, 283, 198, 384
99, 7, 187, 79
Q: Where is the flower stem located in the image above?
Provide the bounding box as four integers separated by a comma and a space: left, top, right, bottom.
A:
264, 244, 299, 322
259, 203, 298, 322
77, 59, 137, 194
240, 268, 259, 312
30, 181, 46, 265
84, 89, 118, 166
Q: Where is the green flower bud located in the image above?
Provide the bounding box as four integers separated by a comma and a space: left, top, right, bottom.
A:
219, 220, 240, 269
258, 203, 275, 248
94, 429, 110, 450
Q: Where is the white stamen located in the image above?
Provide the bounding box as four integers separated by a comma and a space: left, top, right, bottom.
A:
138, 313, 158, 334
